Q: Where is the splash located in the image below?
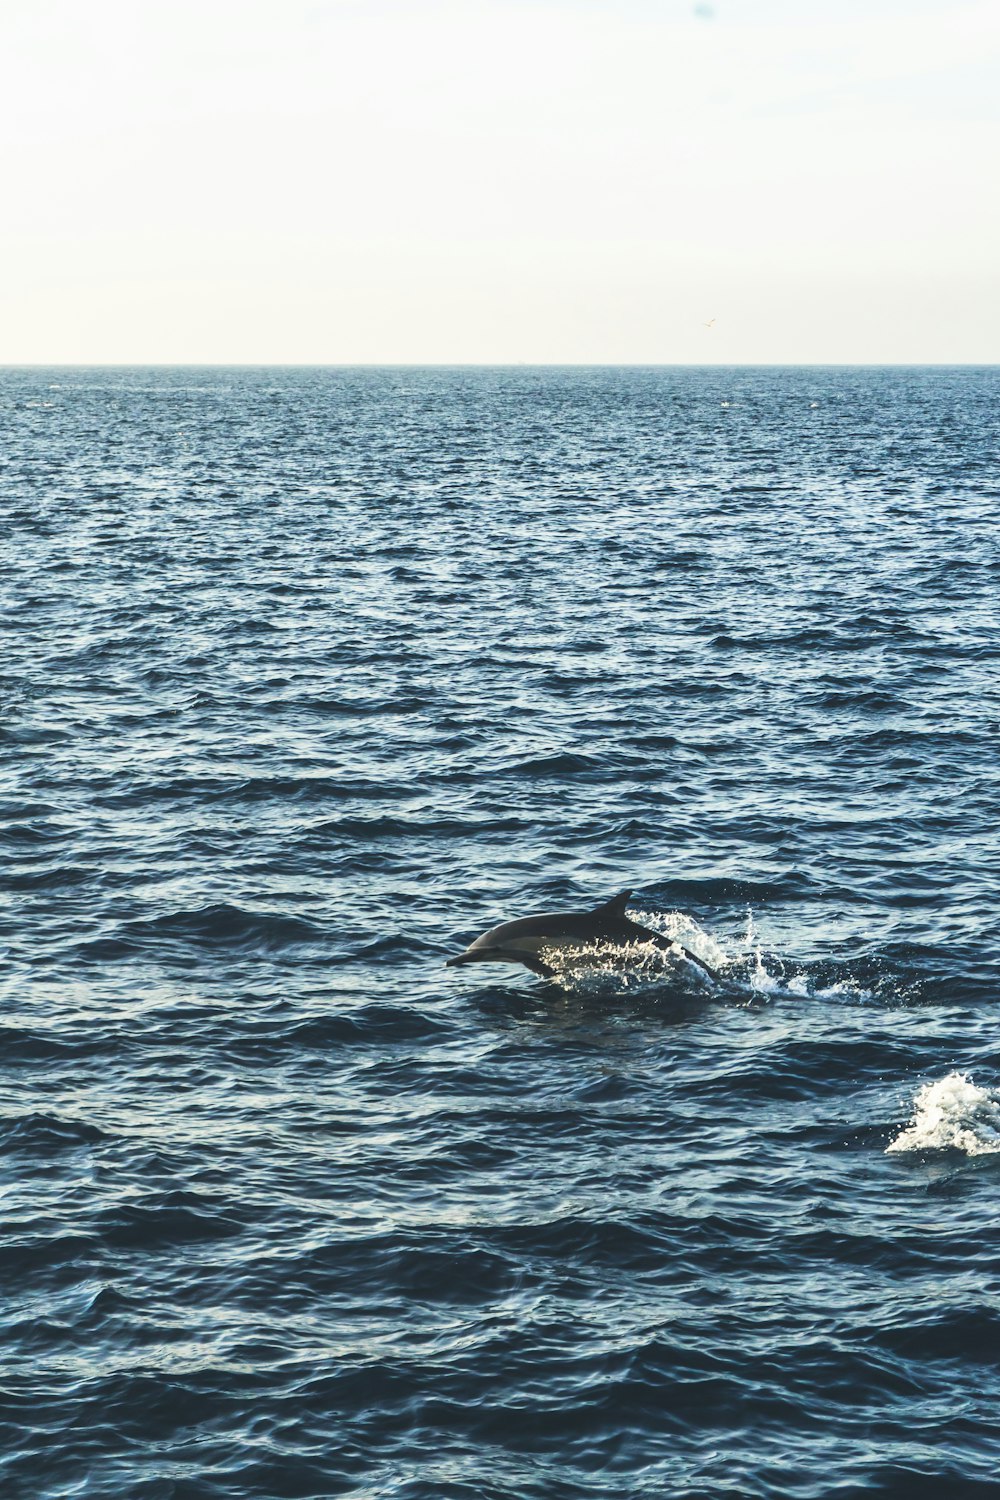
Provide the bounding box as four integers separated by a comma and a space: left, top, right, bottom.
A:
541, 940, 715, 993
813, 978, 875, 1001
735, 910, 809, 997
746, 948, 788, 995
541, 911, 728, 996
886, 1072, 1000, 1156
733, 910, 874, 1002
538, 908, 879, 1007
632, 908, 731, 976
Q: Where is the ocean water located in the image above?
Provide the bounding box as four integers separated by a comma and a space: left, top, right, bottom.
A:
2, 364, 1000, 1499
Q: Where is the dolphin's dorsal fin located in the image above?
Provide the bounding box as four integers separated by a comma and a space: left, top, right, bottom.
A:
595, 890, 632, 918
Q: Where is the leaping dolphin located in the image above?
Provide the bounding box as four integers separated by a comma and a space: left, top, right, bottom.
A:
445, 890, 722, 982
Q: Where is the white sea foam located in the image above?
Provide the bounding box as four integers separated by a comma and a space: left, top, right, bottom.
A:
886, 1072, 1000, 1156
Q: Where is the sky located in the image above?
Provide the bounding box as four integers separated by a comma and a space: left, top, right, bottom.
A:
2, 0, 998, 363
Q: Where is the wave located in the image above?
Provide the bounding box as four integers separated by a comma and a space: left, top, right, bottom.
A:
77, 904, 326, 959
97, 1191, 245, 1250
289, 694, 434, 717
0, 818, 74, 846
0, 1112, 105, 1152
887, 1072, 1000, 1156
309, 813, 532, 840
708, 625, 916, 652
94, 774, 418, 808
499, 752, 608, 778
647, 873, 826, 905
277, 1004, 454, 1049
0, 1024, 93, 1062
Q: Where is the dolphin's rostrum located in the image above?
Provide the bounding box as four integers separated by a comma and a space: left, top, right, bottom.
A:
446, 890, 721, 981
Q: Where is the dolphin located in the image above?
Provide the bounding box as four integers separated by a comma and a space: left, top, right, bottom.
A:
445, 890, 722, 982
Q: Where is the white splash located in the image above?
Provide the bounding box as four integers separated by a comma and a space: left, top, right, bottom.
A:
748, 948, 785, 994
542, 910, 729, 994
886, 1072, 1000, 1157
735, 911, 874, 1001
542, 939, 710, 991
639, 908, 731, 974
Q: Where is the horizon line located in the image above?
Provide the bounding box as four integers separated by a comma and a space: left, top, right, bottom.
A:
3, 361, 998, 370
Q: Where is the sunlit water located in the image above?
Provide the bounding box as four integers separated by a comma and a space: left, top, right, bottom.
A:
3, 365, 1000, 1498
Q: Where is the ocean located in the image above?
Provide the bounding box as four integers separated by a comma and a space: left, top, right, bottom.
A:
2, 364, 999, 1498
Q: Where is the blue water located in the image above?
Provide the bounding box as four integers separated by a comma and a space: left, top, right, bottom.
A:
3, 365, 1000, 1499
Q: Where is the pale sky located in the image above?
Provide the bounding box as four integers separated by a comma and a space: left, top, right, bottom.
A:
2, 0, 998, 363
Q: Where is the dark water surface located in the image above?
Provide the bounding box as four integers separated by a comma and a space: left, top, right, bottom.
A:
2, 365, 1000, 1498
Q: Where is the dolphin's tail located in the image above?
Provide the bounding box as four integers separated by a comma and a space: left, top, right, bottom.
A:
668, 937, 723, 984
632, 917, 724, 984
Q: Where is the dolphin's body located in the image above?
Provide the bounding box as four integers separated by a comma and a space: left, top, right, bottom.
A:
446, 890, 721, 982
